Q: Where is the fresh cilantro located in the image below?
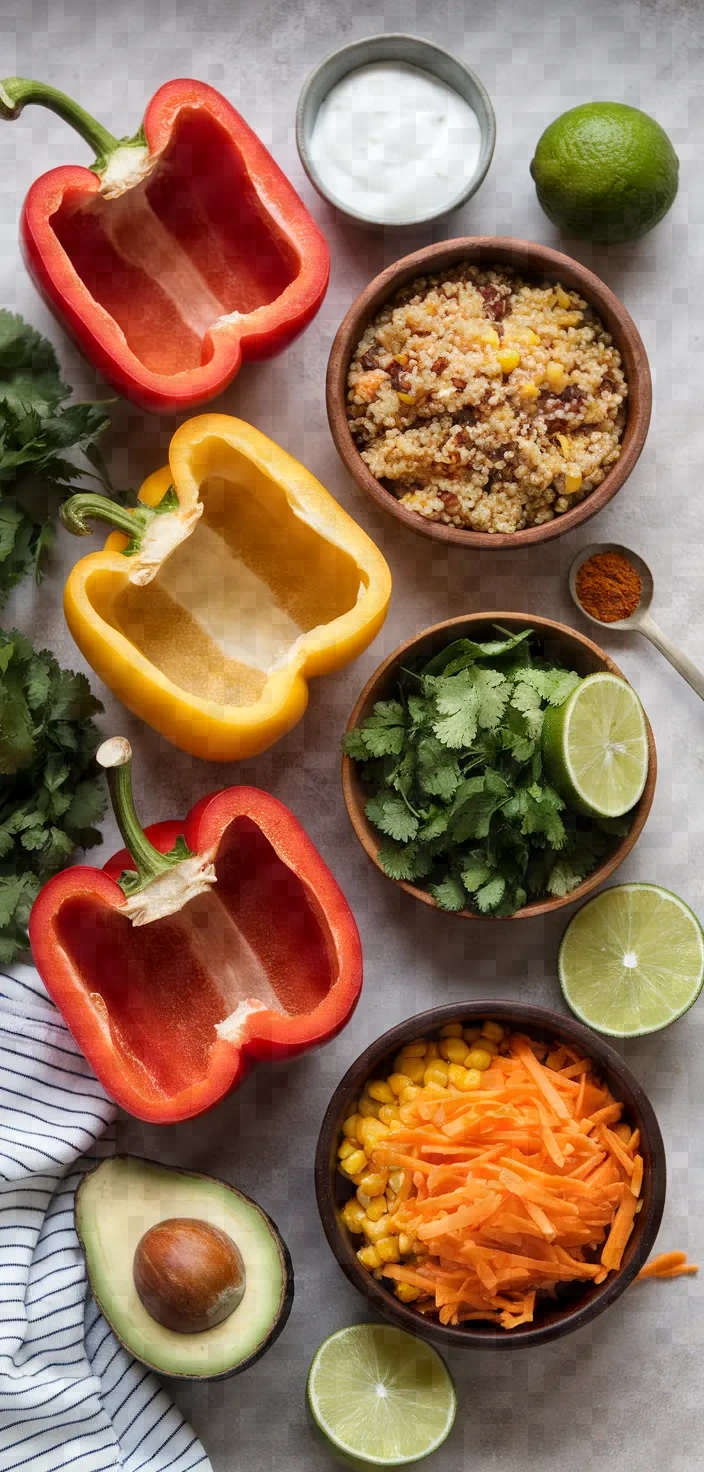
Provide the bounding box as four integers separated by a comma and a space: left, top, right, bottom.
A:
0, 311, 127, 605
342, 628, 627, 917
0, 629, 106, 961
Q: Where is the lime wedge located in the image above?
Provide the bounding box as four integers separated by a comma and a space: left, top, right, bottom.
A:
306, 1324, 456, 1468
542, 672, 649, 818
559, 883, 704, 1036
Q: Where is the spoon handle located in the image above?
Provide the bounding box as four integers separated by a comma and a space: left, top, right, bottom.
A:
637, 613, 704, 701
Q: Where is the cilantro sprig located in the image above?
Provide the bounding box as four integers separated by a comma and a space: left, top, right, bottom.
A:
342, 629, 628, 916
0, 628, 106, 961
0, 310, 125, 606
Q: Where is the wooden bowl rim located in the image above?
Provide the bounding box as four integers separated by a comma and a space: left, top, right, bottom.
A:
341, 611, 657, 920
315, 1000, 666, 1350
326, 235, 652, 549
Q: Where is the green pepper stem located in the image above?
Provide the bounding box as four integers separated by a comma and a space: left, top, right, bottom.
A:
0, 77, 119, 161
97, 738, 175, 887
60, 493, 139, 541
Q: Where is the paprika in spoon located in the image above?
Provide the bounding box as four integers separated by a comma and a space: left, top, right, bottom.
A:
569, 541, 704, 703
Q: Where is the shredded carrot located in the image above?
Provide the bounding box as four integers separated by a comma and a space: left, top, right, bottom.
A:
342, 1023, 648, 1332
636, 1251, 699, 1281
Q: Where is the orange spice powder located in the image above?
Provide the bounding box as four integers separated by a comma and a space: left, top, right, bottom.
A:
576, 551, 642, 623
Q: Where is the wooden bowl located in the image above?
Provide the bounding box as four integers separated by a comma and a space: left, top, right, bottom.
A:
315, 1001, 666, 1349
342, 612, 657, 920
326, 237, 652, 549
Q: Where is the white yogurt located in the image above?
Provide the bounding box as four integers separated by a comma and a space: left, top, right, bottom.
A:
309, 61, 482, 224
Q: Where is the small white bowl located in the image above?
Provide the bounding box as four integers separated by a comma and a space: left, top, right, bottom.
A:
296, 33, 496, 229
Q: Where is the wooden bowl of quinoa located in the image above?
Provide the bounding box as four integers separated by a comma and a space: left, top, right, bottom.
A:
327, 238, 651, 547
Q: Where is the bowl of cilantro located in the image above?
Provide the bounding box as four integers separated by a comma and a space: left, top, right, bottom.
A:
341, 613, 656, 919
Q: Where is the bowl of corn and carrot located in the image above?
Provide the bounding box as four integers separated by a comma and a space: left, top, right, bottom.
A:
315, 1002, 666, 1348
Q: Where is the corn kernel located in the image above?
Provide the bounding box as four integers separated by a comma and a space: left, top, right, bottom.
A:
481, 326, 500, 347
448, 1063, 470, 1090
546, 360, 568, 391
394, 353, 409, 366
439, 1022, 464, 1038
395, 1281, 421, 1302
423, 1061, 449, 1087
367, 1080, 395, 1105
398, 1232, 413, 1255
518, 382, 540, 400
362, 1215, 393, 1244
358, 1118, 388, 1151
340, 1149, 368, 1177
465, 1048, 493, 1072
378, 1104, 400, 1125
399, 1085, 421, 1106
396, 1057, 426, 1086
463, 1026, 482, 1043
497, 347, 521, 373
462, 1069, 483, 1091
397, 391, 416, 404
387, 1118, 403, 1133
387, 1072, 412, 1096
358, 1171, 388, 1198
357, 1244, 382, 1270
365, 1196, 388, 1222
564, 470, 583, 495
376, 1236, 401, 1263
338, 1139, 357, 1161
440, 1037, 471, 1065
356, 1189, 371, 1209
423, 1081, 448, 1100
358, 1095, 381, 1119
477, 1038, 498, 1057
397, 1040, 427, 1058
424, 1042, 440, 1062
342, 1112, 363, 1142
389, 1170, 405, 1194
481, 1020, 505, 1042
556, 432, 572, 457
555, 285, 572, 309
342, 1198, 366, 1233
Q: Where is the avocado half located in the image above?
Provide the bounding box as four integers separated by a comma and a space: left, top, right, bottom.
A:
75, 1155, 294, 1380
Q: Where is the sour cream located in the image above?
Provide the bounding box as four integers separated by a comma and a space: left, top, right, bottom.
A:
309, 61, 482, 224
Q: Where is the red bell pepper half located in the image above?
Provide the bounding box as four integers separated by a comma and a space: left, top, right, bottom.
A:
29, 739, 362, 1124
0, 77, 330, 413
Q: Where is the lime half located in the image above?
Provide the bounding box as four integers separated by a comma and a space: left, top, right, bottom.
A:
306, 1324, 456, 1467
542, 672, 649, 818
559, 883, 704, 1037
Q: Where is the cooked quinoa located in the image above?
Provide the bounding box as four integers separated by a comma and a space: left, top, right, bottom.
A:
346, 265, 628, 534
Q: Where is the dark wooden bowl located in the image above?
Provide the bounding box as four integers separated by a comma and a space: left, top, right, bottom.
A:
342, 612, 657, 920
326, 237, 652, 549
315, 1001, 666, 1349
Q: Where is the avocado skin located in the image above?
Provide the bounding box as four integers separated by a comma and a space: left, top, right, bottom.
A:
75, 1155, 294, 1381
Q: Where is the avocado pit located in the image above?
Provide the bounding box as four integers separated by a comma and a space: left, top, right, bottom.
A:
133, 1217, 246, 1333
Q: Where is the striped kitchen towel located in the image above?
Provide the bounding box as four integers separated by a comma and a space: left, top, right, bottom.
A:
0, 964, 212, 1472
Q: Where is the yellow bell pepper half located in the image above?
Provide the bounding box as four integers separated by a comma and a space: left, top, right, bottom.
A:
62, 415, 391, 762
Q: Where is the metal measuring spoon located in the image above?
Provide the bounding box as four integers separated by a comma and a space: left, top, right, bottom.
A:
569, 542, 704, 702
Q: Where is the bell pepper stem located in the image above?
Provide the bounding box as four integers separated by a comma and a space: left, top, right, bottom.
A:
0, 76, 119, 160
97, 738, 177, 887
60, 493, 142, 541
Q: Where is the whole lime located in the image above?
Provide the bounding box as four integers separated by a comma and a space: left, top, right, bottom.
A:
530, 102, 679, 243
